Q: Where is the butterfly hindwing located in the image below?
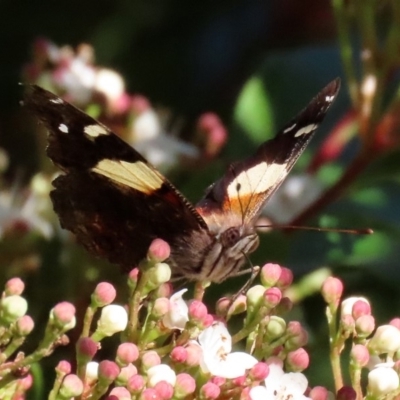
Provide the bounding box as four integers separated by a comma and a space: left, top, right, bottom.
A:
24, 85, 209, 271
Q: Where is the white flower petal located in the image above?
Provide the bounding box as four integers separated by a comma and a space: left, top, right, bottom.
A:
250, 385, 269, 400
162, 289, 189, 330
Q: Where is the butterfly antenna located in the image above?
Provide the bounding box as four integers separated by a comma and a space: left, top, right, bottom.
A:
255, 224, 373, 235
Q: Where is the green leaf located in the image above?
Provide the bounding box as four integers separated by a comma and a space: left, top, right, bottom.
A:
234, 76, 274, 143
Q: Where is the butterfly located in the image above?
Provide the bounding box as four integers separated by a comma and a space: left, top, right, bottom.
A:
24, 78, 340, 283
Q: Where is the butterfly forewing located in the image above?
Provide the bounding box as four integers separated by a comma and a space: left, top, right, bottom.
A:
24, 85, 210, 272
24, 79, 339, 283
196, 78, 340, 225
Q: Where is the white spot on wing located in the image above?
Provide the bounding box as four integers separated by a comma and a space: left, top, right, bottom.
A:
294, 124, 316, 137
50, 98, 64, 104
283, 123, 296, 133
92, 159, 164, 192
227, 162, 288, 197
58, 124, 68, 133
325, 95, 335, 102
84, 124, 109, 138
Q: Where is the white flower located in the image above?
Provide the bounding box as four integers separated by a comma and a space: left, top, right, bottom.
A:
368, 363, 399, 396
162, 289, 189, 330
86, 361, 99, 381
368, 325, 400, 354
96, 305, 128, 337
262, 174, 322, 223
198, 322, 257, 379
258, 360, 310, 400
147, 364, 176, 387
94, 68, 125, 103
341, 297, 370, 317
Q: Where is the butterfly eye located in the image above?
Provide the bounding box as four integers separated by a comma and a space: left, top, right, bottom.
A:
221, 227, 241, 247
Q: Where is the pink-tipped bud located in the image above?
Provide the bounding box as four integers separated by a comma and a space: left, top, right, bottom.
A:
15, 315, 34, 336
116, 343, 139, 366
390, 318, 400, 330
141, 388, 161, 400
286, 348, 309, 371
5, 278, 25, 296
77, 337, 98, 361
189, 300, 208, 323
170, 346, 187, 363
19, 374, 33, 390
249, 362, 269, 381
99, 360, 120, 383
153, 297, 171, 318
174, 373, 196, 398
117, 364, 138, 385
352, 300, 371, 319
56, 360, 71, 375
148, 239, 171, 262
141, 351, 161, 371
51, 302, 76, 329
154, 381, 174, 400
350, 344, 370, 367
309, 386, 329, 400
185, 342, 202, 367
341, 297, 369, 317
260, 263, 282, 287
321, 277, 343, 307
154, 283, 173, 298
200, 382, 221, 399
286, 321, 309, 349
232, 376, 246, 386
59, 374, 84, 397
110, 386, 132, 399
127, 374, 145, 393
215, 297, 231, 316
211, 376, 226, 386
263, 287, 282, 308
355, 315, 375, 337
340, 315, 356, 337
337, 386, 357, 400
277, 267, 293, 288
92, 282, 116, 307
128, 268, 140, 289
203, 314, 214, 328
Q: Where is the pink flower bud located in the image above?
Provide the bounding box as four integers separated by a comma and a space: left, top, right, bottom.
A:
260, 263, 282, 287
77, 337, 98, 361
141, 388, 161, 400
249, 362, 269, 381
286, 321, 309, 349
117, 364, 137, 384
116, 343, 139, 366
185, 342, 202, 366
232, 375, 246, 386
174, 373, 196, 397
170, 346, 187, 363
142, 351, 161, 371
286, 348, 310, 371
128, 268, 139, 289
59, 374, 84, 397
153, 297, 170, 318
352, 300, 371, 319
5, 278, 25, 296
390, 318, 400, 330
127, 374, 145, 393
99, 360, 120, 382
263, 287, 282, 308
15, 315, 34, 336
154, 381, 174, 400
341, 297, 369, 317
203, 314, 214, 328
340, 315, 356, 336
19, 374, 33, 390
336, 386, 356, 400
309, 386, 329, 400
200, 382, 220, 399
189, 300, 208, 323
350, 344, 369, 367
215, 297, 230, 316
355, 315, 375, 337
154, 283, 173, 298
321, 277, 343, 306
148, 239, 171, 262
109, 386, 132, 400
277, 267, 293, 288
51, 302, 76, 329
92, 282, 116, 307
56, 360, 71, 375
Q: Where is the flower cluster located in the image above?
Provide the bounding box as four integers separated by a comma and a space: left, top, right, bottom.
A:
2, 241, 400, 399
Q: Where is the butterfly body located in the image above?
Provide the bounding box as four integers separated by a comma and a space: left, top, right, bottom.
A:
24, 79, 340, 283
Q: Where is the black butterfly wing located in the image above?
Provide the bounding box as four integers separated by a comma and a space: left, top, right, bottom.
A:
24, 85, 209, 271
196, 78, 340, 226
